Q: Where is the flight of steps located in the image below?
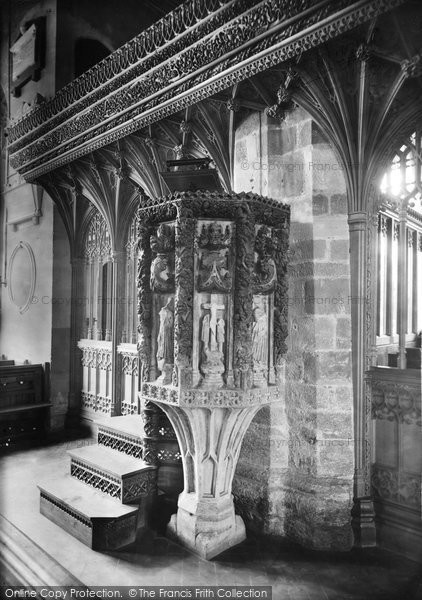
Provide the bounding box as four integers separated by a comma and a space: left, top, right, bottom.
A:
38, 416, 157, 551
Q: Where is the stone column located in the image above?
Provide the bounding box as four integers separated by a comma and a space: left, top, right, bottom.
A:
66, 256, 85, 427
348, 211, 376, 546
111, 250, 125, 416
157, 402, 260, 559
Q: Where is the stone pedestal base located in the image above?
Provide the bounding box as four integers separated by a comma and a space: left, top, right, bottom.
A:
352, 496, 376, 547
148, 393, 281, 559
167, 498, 246, 559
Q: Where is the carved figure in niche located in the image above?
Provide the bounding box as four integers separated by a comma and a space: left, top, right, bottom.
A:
156, 297, 174, 385
199, 297, 226, 388
252, 297, 269, 387
252, 225, 277, 294
252, 304, 268, 363
150, 224, 175, 292
197, 221, 232, 293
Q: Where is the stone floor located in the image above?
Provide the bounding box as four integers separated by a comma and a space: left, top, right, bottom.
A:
0, 434, 421, 599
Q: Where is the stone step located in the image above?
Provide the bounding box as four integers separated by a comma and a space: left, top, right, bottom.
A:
38, 476, 140, 551
68, 445, 156, 504
96, 416, 143, 458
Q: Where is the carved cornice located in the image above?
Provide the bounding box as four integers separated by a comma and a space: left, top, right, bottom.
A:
142, 382, 282, 407
8, 0, 405, 181
137, 190, 290, 225
7, 0, 243, 145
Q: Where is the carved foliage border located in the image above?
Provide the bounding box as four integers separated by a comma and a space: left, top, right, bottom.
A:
12, 0, 405, 180
173, 203, 195, 386
9, 0, 335, 160
8, 0, 256, 146
273, 224, 290, 368
137, 220, 153, 382
233, 203, 254, 387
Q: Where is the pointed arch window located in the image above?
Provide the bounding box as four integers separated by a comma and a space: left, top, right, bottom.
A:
82, 210, 113, 341
377, 131, 422, 367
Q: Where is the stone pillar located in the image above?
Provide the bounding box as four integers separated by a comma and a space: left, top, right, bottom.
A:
158, 403, 260, 559
234, 109, 355, 549
50, 206, 72, 431
111, 250, 125, 416
348, 212, 376, 546
66, 256, 85, 427
139, 191, 289, 558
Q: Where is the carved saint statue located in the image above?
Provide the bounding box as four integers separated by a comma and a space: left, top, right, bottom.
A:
252, 303, 268, 364
156, 297, 174, 371
150, 224, 175, 292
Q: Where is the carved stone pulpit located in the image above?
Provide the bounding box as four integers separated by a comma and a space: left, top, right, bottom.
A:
138, 190, 289, 558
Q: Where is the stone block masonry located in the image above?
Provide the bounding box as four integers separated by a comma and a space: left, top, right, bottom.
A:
233, 107, 354, 551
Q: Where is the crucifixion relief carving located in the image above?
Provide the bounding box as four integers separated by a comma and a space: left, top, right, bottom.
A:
200, 298, 226, 388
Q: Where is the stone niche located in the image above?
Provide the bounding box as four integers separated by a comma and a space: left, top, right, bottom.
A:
138, 190, 289, 558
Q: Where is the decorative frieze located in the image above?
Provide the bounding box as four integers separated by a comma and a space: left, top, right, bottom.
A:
7, 0, 252, 145
372, 465, 421, 509
81, 392, 112, 414
142, 382, 179, 405
157, 448, 182, 463
97, 349, 112, 372
97, 428, 143, 459
142, 381, 284, 408
80, 347, 97, 368
121, 402, 138, 416
8, 0, 403, 179
371, 381, 421, 426
121, 353, 138, 377
70, 461, 121, 499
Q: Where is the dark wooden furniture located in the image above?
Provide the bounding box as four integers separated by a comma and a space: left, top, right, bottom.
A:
0, 363, 50, 448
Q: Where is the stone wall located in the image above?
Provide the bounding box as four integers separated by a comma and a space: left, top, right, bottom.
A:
50, 206, 72, 430
232, 107, 354, 550
0, 187, 54, 364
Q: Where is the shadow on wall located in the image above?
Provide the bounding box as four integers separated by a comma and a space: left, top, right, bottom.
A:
233, 405, 271, 533
74, 38, 110, 78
